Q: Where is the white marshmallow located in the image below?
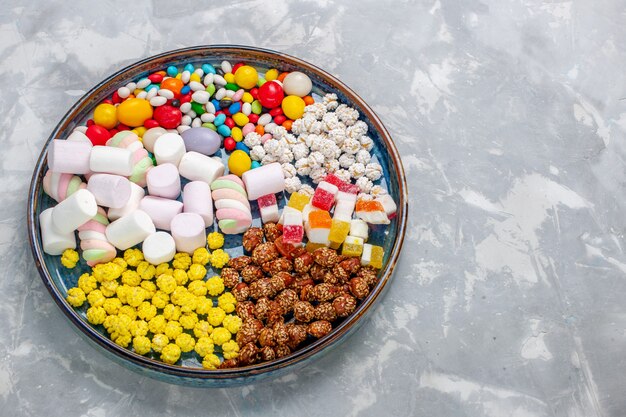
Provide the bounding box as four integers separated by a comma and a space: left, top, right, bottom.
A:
66, 131, 92, 144
105, 210, 156, 250
89, 146, 134, 176
39, 208, 76, 255
142, 232, 176, 264
242, 162, 285, 200
47, 139, 92, 175
178, 152, 225, 184
170, 213, 206, 254
183, 181, 214, 227
139, 196, 183, 231
142, 127, 167, 153
107, 182, 145, 221
146, 163, 181, 199
153, 133, 186, 166
51, 188, 98, 234
87, 174, 131, 208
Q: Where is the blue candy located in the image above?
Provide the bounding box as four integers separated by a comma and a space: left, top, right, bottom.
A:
167, 66, 178, 77
213, 113, 226, 126
181, 86, 191, 95
251, 161, 261, 169
145, 84, 159, 92
202, 64, 216, 74
217, 124, 231, 137
211, 99, 221, 111
228, 102, 242, 114
235, 142, 250, 153
184, 63, 195, 73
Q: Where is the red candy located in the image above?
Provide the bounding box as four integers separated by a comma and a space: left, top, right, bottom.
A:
257, 81, 284, 108
225, 117, 235, 129
311, 188, 336, 211
324, 173, 345, 187
232, 62, 245, 73
257, 193, 277, 208
117, 124, 130, 131
112, 91, 122, 104
224, 137, 236, 151
248, 114, 259, 124
144, 119, 160, 129
148, 73, 163, 83
85, 124, 111, 146
250, 88, 259, 99
269, 107, 283, 117
179, 93, 192, 104
273, 114, 287, 125
153, 105, 182, 129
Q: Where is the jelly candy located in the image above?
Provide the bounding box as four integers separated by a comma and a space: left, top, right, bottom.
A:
342, 236, 364, 258
328, 219, 350, 249
361, 243, 383, 269
287, 192, 310, 212
355, 200, 389, 225
311, 181, 338, 211
305, 210, 332, 245
282, 209, 304, 245
257, 193, 279, 223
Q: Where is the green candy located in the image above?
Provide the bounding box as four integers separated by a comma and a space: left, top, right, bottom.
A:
191, 101, 205, 115
203, 122, 217, 131
257, 76, 266, 87
205, 83, 216, 97
83, 249, 109, 262
218, 219, 237, 230
210, 179, 246, 196
224, 83, 239, 92
251, 100, 262, 115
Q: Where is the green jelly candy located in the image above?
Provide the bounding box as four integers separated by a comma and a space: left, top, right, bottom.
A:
205, 83, 216, 96
251, 100, 262, 115
203, 123, 217, 131
191, 101, 205, 115
257, 77, 266, 87
225, 83, 239, 92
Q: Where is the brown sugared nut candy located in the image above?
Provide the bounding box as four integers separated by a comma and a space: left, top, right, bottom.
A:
340, 257, 361, 275
221, 267, 240, 288
219, 358, 239, 369
232, 282, 250, 302
294, 252, 314, 273
290, 246, 307, 258
322, 269, 340, 285
254, 297, 272, 321
293, 300, 315, 322
275, 289, 298, 313
258, 327, 276, 347
271, 271, 294, 291
286, 324, 308, 349
292, 275, 314, 292
349, 277, 370, 299
238, 342, 259, 366
300, 284, 316, 302
263, 222, 282, 242
259, 346, 277, 361
236, 319, 263, 345
249, 277, 275, 299
265, 258, 293, 275
236, 301, 256, 321
314, 302, 337, 322
273, 322, 290, 345
332, 294, 357, 317
331, 264, 350, 284
307, 320, 333, 338
312, 247, 340, 267
310, 263, 328, 281
252, 242, 279, 265
313, 283, 342, 302
357, 266, 379, 287
242, 227, 264, 253
274, 344, 291, 358
241, 265, 264, 283
228, 256, 253, 271
266, 301, 285, 326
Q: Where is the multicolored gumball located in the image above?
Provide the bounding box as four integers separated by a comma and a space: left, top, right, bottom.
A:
210, 174, 252, 234
43, 171, 86, 202
106, 131, 153, 186
77, 207, 117, 266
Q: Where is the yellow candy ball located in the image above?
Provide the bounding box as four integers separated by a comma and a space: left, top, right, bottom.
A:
281, 95, 305, 120
265, 68, 279, 81
228, 150, 252, 177
234, 65, 258, 89
116, 98, 153, 127
93, 103, 118, 129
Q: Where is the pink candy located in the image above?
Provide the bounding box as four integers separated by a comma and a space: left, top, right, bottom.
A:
311, 181, 338, 211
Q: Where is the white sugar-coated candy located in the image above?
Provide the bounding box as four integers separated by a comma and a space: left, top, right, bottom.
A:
192, 90, 210, 104
242, 162, 285, 200
142, 232, 176, 264
189, 81, 205, 92
87, 174, 131, 209
221, 60, 232, 74
89, 146, 133, 176
66, 131, 92, 144
150, 96, 167, 107
47, 139, 92, 175
105, 210, 155, 250
142, 127, 167, 153
139, 195, 183, 231
178, 152, 225, 184
282, 71, 313, 97
117, 86, 131, 99
146, 163, 181, 199
214, 75, 226, 86
180, 102, 192, 114
153, 133, 186, 166
158, 89, 174, 99
51, 188, 98, 234
107, 182, 145, 221
181, 70, 191, 84
350, 219, 369, 241
170, 213, 206, 254
39, 208, 76, 255
183, 181, 213, 227
257, 114, 272, 126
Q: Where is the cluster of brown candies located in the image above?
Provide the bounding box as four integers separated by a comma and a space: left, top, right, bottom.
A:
218, 222, 380, 367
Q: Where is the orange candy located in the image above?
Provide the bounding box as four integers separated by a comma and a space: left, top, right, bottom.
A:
355, 200, 385, 212
303, 96, 315, 105
308, 210, 332, 229
282, 119, 293, 131
254, 125, 265, 135
161, 77, 184, 95
277, 72, 289, 82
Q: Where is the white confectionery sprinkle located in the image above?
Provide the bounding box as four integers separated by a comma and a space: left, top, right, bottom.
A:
335, 104, 359, 126
355, 149, 372, 165
349, 162, 366, 179
365, 162, 383, 181
272, 126, 288, 140
334, 169, 351, 183
282, 163, 297, 178
250, 145, 265, 161
292, 143, 310, 160
304, 102, 327, 120
299, 184, 315, 197
261, 154, 279, 165
327, 128, 347, 146
278, 149, 294, 164
321, 112, 341, 130
263, 139, 281, 156
323, 93, 339, 111
291, 118, 305, 135
369, 185, 388, 197
310, 167, 327, 184
360, 135, 374, 151
341, 137, 361, 155
284, 176, 302, 194
357, 192, 374, 201
308, 151, 325, 167
338, 153, 355, 169
320, 140, 341, 160
295, 158, 313, 176
356, 177, 373, 193
346, 121, 368, 139
243, 132, 262, 148
323, 159, 340, 173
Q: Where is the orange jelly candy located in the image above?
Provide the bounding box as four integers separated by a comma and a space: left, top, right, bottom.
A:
308, 210, 332, 229
355, 200, 385, 212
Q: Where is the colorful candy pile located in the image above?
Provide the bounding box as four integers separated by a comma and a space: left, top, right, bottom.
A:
40, 58, 398, 369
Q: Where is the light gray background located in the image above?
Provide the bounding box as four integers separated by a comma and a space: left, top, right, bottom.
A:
1, 1, 625, 416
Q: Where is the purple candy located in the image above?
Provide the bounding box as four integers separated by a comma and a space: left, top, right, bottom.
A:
181, 127, 221, 156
